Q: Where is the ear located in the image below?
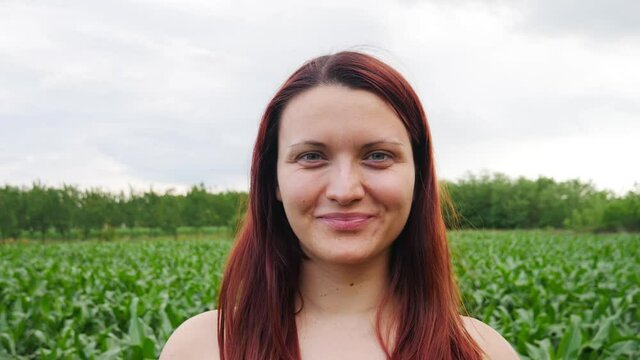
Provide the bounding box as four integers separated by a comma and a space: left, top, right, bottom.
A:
276, 186, 282, 201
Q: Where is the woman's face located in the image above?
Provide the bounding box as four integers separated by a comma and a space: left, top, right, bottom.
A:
276, 85, 415, 265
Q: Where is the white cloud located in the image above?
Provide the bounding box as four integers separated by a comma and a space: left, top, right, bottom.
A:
0, 0, 638, 194
380, 1, 639, 193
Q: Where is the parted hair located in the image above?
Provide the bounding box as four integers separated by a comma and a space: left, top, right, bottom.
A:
217, 51, 483, 359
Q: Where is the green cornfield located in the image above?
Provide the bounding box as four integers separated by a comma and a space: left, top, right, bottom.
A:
0, 231, 638, 359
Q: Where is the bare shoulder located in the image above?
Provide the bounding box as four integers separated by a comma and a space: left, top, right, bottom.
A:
160, 310, 220, 360
461, 316, 520, 360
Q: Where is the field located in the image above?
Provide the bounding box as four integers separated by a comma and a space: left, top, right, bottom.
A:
0, 231, 638, 359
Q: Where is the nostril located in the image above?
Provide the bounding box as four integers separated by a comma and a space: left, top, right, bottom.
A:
326, 183, 365, 205
324, 162, 366, 204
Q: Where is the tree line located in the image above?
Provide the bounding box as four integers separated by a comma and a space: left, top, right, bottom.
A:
0, 183, 246, 240
0, 173, 638, 240
442, 173, 639, 232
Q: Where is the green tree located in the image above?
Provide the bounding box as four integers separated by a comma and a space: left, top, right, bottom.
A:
24, 182, 57, 241
183, 184, 219, 232
0, 185, 23, 239
49, 185, 79, 239
77, 189, 109, 240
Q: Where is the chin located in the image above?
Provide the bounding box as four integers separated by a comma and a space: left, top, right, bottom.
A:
315, 245, 387, 266
323, 254, 371, 265
297, 229, 394, 265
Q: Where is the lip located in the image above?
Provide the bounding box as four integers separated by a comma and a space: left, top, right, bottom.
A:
317, 212, 375, 232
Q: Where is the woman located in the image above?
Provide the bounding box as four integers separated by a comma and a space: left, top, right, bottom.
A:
161, 51, 519, 359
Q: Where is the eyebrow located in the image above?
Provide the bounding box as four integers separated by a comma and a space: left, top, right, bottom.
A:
288, 140, 405, 148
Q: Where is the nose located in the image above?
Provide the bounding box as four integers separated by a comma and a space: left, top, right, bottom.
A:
325, 159, 365, 206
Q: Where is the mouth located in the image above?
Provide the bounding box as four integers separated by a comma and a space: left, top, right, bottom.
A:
317, 212, 375, 232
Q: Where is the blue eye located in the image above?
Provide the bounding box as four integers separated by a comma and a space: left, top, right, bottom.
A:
299, 153, 322, 161
366, 152, 391, 161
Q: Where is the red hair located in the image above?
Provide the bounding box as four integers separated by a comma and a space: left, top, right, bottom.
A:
218, 51, 483, 359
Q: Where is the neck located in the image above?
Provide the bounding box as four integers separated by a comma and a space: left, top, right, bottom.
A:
297, 250, 390, 316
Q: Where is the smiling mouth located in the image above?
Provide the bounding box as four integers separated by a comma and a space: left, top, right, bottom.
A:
317, 213, 374, 231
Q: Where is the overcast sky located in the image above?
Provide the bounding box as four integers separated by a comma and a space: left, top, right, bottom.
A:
1, 0, 638, 195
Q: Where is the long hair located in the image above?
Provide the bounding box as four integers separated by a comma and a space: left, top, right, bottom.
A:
217, 51, 483, 359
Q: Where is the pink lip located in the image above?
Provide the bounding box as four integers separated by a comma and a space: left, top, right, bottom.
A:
317, 212, 374, 231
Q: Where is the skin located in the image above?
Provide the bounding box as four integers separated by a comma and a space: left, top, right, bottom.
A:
160, 85, 520, 360
276, 85, 415, 359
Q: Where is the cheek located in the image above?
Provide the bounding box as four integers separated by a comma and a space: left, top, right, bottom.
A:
278, 175, 317, 215
365, 169, 415, 210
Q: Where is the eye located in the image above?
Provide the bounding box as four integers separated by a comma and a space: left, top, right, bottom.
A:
298, 152, 323, 162
366, 152, 391, 161
298, 153, 321, 161
363, 151, 394, 168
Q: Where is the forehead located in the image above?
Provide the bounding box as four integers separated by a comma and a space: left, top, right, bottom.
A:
278, 85, 409, 144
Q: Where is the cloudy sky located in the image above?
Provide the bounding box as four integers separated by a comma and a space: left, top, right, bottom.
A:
1, 0, 638, 195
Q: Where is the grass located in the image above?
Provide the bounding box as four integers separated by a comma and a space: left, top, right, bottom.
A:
0, 230, 638, 359
452, 230, 639, 359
